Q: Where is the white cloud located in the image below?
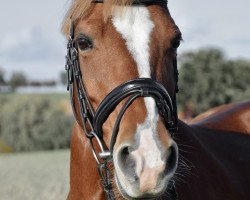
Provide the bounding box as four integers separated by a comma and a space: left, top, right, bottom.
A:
0, 27, 64, 62
0, 0, 249, 81
0, 0, 69, 80
0, 27, 66, 80
168, 0, 250, 59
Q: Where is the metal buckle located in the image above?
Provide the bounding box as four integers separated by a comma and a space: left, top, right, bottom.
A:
89, 131, 111, 164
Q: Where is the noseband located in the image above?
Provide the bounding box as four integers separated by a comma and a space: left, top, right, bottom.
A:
65, 0, 179, 199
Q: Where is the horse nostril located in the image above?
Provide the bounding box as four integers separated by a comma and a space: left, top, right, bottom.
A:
117, 146, 137, 180
119, 146, 134, 167
119, 146, 129, 165
165, 142, 178, 176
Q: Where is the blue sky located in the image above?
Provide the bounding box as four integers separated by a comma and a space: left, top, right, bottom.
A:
0, 0, 249, 80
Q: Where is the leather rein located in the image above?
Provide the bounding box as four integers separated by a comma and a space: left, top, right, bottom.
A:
65, 0, 179, 199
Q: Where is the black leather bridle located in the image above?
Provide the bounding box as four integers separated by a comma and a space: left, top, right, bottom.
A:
65, 0, 179, 199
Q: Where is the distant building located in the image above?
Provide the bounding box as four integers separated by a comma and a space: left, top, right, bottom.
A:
0, 84, 12, 93
16, 84, 66, 94
0, 80, 67, 94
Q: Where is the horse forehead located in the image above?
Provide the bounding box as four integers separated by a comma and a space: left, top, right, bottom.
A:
111, 6, 161, 140
111, 6, 154, 76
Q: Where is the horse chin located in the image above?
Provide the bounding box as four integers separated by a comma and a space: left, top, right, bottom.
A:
114, 173, 167, 200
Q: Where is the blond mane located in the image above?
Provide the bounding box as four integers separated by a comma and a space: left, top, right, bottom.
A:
62, 0, 133, 35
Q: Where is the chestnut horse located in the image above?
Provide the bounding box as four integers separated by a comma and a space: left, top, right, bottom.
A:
190, 101, 250, 135
175, 101, 250, 200
62, 0, 250, 199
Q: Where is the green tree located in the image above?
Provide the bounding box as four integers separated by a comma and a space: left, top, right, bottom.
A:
9, 71, 27, 91
60, 71, 67, 85
177, 48, 250, 115
0, 95, 73, 151
0, 67, 5, 84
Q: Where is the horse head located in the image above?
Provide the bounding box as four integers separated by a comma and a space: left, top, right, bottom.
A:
63, 1, 182, 199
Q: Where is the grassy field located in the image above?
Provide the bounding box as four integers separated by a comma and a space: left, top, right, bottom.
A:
0, 150, 70, 200
0, 93, 68, 102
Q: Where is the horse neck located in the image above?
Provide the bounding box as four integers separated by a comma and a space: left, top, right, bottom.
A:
176, 121, 230, 175
175, 121, 247, 200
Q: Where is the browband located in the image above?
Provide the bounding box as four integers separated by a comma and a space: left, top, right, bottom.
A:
94, 0, 168, 7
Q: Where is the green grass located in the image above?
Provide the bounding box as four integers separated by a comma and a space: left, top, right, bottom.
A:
0, 150, 70, 200
0, 93, 68, 102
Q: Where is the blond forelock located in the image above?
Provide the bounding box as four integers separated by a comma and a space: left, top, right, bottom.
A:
62, 0, 133, 36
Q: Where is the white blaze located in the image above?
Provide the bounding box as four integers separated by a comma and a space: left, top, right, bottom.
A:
112, 6, 164, 182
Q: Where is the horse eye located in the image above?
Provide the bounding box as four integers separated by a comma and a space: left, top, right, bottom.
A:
172, 39, 181, 49
171, 32, 182, 49
77, 36, 93, 51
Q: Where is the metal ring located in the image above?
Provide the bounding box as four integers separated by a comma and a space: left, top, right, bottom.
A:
89, 131, 111, 164
90, 131, 106, 152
